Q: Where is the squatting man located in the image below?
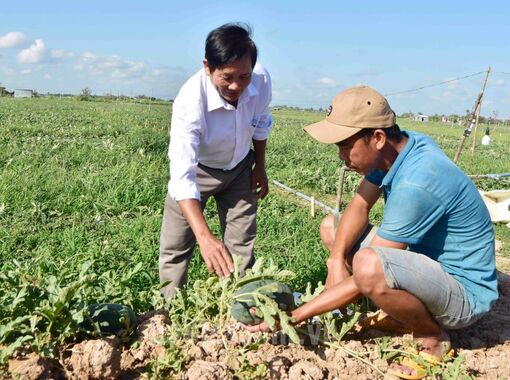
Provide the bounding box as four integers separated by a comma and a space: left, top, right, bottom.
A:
244, 86, 498, 378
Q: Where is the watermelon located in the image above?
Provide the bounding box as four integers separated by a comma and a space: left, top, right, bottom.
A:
231, 279, 294, 325
79, 303, 138, 337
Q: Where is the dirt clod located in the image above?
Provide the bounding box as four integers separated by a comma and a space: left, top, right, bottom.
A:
288, 360, 327, 380
198, 338, 223, 359
67, 338, 121, 380
267, 355, 292, 379
185, 360, 232, 380
119, 312, 168, 374
8, 352, 62, 380
136, 310, 168, 344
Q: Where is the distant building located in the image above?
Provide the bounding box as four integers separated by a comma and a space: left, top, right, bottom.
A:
414, 114, 429, 122
14, 89, 34, 98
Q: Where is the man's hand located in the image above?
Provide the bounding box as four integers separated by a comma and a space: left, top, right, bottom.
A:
325, 256, 351, 289
197, 235, 234, 278
241, 307, 279, 333
242, 321, 272, 333
251, 164, 269, 199
178, 199, 234, 278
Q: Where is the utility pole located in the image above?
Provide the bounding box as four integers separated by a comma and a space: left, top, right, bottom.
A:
454, 66, 491, 164
469, 103, 483, 155
470, 67, 492, 156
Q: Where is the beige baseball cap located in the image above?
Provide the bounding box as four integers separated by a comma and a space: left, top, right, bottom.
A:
304, 86, 396, 144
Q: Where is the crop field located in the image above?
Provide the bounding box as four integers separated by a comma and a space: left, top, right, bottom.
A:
0, 97, 509, 379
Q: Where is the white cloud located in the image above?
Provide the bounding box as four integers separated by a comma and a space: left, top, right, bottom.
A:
492, 78, 506, 87
1, 35, 187, 99
111, 69, 127, 79
102, 55, 123, 68
0, 32, 26, 48
16, 39, 74, 64
73, 52, 158, 82
318, 77, 337, 87
82, 51, 98, 62
446, 78, 460, 90
17, 39, 46, 63
50, 49, 74, 59
128, 62, 146, 73
142, 68, 164, 82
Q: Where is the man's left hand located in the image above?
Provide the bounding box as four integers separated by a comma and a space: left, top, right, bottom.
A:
241, 321, 272, 333
251, 165, 269, 199
241, 307, 278, 333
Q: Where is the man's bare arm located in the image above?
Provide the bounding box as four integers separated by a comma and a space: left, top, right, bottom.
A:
178, 199, 234, 277
251, 139, 269, 199
326, 179, 382, 287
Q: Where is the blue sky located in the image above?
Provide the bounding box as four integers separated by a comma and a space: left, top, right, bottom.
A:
1, 1, 509, 117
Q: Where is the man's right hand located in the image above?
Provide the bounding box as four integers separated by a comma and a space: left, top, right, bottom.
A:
177, 198, 234, 278
325, 256, 351, 289
197, 235, 234, 278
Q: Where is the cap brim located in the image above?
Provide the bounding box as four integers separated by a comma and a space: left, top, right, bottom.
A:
303, 119, 362, 144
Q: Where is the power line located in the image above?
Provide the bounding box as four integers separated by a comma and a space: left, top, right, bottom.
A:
384, 71, 486, 97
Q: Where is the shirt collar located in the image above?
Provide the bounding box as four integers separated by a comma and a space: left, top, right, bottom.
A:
238, 83, 258, 105
381, 131, 414, 186
205, 73, 259, 112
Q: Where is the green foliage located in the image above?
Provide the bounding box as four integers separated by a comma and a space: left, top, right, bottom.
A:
144, 258, 297, 377
166, 257, 296, 339
231, 347, 267, 380
0, 98, 507, 376
0, 260, 91, 360
0, 257, 163, 362
144, 337, 191, 378
296, 282, 361, 345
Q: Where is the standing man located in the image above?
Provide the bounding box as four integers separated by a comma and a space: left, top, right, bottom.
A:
160, 23, 272, 299
245, 86, 497, 378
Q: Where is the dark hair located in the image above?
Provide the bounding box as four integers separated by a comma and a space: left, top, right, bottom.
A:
359, 124, 404, 142
205, 23, 257, 71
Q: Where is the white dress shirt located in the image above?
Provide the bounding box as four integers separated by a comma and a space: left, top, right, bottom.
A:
168, 63, 272, 201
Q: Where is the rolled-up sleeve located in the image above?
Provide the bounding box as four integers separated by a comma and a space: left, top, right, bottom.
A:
252, 67, 273, 141
168, 103, 202, 201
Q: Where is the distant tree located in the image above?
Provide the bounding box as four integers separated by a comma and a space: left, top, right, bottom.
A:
399, 111, 414, 119
0, 83, 13, 97
430, 113, 442, 122
79, 87, 92, 101
81, 88, 92, 97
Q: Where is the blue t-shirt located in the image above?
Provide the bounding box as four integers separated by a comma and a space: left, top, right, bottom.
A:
366, 131, 498, 316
